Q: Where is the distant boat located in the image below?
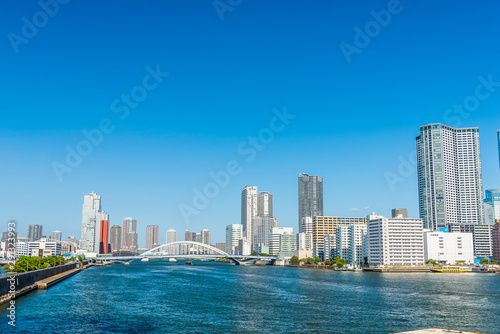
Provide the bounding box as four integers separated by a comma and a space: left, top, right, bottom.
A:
169, 258, 177, 262
185, 261, 193, 265
141, 258, 149, 262
430, 266, 472, 273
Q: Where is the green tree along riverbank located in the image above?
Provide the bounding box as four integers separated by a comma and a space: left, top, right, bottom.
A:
2, 255, 80, 274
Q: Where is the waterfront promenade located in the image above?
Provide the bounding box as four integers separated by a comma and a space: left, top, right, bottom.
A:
1, 262, 498, 333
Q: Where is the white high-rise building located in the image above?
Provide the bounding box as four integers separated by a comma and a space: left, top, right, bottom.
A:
417, 124, 484, 229
81, 192, 102, 252
241, 186, 258, 242
447, 223, 493, 258
296, 232, 313, 251
300, 217, 313, 234
367, 213, 424, 266
226, 224, 243, 255
166, 229, 178, 254
166, 229, 177, 244
424, 231, 474, 264
51, 230, 62, 241
347, 224, 367, 266
335, 226, 349, 260
323, 234, 336, 261
201, 229, 211, 245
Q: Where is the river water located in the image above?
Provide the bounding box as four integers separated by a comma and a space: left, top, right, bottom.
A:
1, 262, 499, 333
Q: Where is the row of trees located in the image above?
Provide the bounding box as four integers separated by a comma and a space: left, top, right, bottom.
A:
290, 256, 347, 268
2, 255, 81, 274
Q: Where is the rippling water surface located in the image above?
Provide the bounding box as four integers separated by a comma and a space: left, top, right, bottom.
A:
1, 262, 499, 333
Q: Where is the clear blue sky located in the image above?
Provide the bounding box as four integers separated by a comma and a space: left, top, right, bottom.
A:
1, 0, 500, 246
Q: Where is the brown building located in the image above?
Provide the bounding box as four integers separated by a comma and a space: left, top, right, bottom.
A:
312, 216, 366, 256
492, 219, 500, 261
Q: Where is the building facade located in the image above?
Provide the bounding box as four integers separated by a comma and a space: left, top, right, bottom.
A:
225, 224, 243, 255
311, 216, 366, 258
51, 230, 62, 241
241, 186, 258, 242
493, 220, 500, 261
447, 223, 493, 258
110, 225, 122, 253
391, 208, 408, 218
417, 124, 484, 229
347, 224, 367, 266
99, 220, 110, 254
122, 218, 138, 251
367, 214, 424, 266
28, 224, 43, 242
298, 173, 323, 230
81, 192, 102, 252
146, 225, 159, 250
484, 189, 500, 225
423, 231, 474, 264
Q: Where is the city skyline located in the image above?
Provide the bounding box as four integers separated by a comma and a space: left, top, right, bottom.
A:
2, 2, 500, 245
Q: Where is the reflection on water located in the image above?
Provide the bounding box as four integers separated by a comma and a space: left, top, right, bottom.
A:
1, 262, 499, 333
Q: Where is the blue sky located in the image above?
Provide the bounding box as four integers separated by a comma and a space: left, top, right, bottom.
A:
1, 1, 500, 246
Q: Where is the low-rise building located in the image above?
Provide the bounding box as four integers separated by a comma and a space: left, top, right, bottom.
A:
28, 238, 61, 257
424, 231, 474, 264
323, 234, 336, 261
447, 223, 493, 258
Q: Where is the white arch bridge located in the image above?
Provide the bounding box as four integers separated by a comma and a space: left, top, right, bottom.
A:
92, 241, 276, 266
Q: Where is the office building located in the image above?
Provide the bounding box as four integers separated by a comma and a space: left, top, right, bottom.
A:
367, 213, 424, 266
109, 225, 122, 253
492, 220, 500, 261
146, 225, 159, 250
417, 124, 484, 229
99, 220, 110, 254
81, 192, 109, 252
423, 231, 474, 264
311, 216, 366, 258
28, 224, 43, 242
484, 189, 500, 224
16, 242, 29, 258
28, 238, 61, 257
447, 223, 493, 257
225, 224, 243, 255
298, 173, 323, 230
51, 230, 62, 241
269, 227, 296, 259
391, 208, 408, 219
122, 218, 138, 251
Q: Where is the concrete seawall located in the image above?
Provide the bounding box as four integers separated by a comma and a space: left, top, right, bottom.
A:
0, 262, 87, 305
